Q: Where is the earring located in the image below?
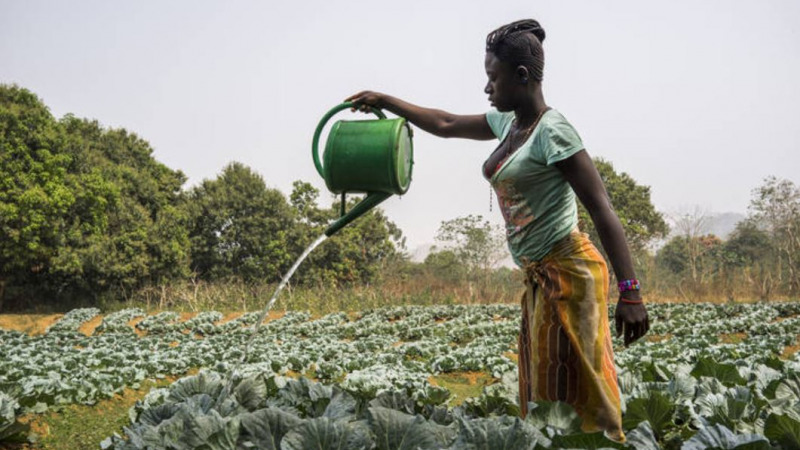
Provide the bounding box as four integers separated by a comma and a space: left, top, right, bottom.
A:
521, 77, 528, 84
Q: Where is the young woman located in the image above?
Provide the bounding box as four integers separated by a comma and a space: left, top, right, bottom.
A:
347, 19, 648, 440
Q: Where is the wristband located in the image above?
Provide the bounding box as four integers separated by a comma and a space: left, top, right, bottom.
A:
617, 279, 640, 293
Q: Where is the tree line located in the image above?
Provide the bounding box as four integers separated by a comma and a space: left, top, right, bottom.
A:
421, 176, 800, 303
0, 85, 401, 310
652, 177, 800, 301
2, 84, 798, 311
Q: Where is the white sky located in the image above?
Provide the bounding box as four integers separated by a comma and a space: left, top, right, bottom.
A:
2, 0, 799, 253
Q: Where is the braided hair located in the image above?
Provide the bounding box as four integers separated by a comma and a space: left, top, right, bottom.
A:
486, 19, 546, 82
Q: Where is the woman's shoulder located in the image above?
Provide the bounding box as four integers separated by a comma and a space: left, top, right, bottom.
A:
540, 108, 571, 127
538, 109, 581, 138
533, 109, 584, 164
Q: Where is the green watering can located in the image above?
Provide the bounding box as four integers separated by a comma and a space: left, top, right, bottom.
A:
312, 102, 414, 236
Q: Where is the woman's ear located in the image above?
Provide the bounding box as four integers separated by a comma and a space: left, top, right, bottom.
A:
516, 66, 530, 84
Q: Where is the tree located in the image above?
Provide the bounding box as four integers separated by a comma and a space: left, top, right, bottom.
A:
0, 85, 74, 309
656, 233, 723, 299
53, 116, 190, 296
720, 219, 774, 300
577, 158, 669, 254
290, 180, 328, 227
1, 85, 195, 309
670, 206, 712, 286
748, 177, 800, 294
423, 249, 466, 283
723, 219, 772, 266
186, 162, 295, 282
433, 214, 507, 273
289, 182, 404, 286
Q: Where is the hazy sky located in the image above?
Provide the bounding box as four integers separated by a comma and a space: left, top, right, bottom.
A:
2, 0, 799, 253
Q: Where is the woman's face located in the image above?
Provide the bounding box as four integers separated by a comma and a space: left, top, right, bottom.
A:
484, 52, 521, 112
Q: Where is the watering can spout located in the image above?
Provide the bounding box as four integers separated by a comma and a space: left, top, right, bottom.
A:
324, 192, 391, 237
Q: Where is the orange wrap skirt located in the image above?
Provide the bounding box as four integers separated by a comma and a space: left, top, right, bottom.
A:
517, 231, 624, 441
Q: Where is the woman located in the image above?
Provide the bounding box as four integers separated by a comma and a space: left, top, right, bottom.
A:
347, 19, 648, 440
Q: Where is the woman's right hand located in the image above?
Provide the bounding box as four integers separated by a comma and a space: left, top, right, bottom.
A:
343, 92, 494, 140
345, 91, 386, 112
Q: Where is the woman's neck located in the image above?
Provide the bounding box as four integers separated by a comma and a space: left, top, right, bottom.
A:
514, 89, 547, 128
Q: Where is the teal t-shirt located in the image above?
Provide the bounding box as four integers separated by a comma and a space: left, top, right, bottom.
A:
485, 108, 584, 265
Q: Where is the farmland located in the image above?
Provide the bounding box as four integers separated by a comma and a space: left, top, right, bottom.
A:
3, 302, 800, 449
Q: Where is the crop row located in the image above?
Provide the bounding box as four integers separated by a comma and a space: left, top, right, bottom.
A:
3, 302, 800, 447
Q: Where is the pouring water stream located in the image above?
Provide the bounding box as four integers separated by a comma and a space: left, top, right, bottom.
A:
217, 101, 413, 402
219, 233, 327, 400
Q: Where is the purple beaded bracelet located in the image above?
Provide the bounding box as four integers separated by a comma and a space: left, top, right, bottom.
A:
618, 279, 640, 293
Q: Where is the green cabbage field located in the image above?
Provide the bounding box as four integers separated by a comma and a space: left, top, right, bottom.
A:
4, 302, 800, 449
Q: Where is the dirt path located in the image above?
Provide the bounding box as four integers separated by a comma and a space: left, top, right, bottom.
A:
78, 314, 105, 336
0, 314, 63, 336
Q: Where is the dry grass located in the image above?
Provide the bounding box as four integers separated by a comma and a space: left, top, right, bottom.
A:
17, 369, 200, 450
643, 292, 797, 305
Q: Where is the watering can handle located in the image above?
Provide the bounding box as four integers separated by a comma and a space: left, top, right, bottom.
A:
312, 102, 387, 178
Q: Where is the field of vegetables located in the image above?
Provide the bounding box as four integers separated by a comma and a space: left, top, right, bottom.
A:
4, 302, 800, 449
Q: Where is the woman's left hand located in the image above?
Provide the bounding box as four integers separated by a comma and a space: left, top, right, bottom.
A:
615, 293, 649, 347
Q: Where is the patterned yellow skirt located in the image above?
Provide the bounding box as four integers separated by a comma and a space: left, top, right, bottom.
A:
517, 231, 624, 441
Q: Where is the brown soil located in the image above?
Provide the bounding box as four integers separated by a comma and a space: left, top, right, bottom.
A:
0, 314, 63, 336
646, 333, 673, 343
216, 312, 243, 325
129, 316, 147, 337
78, 314, 105, 336
165, 367, 200, 381
261, 311, 285, 323
179, 312, 198, 322
782, 335, 800, 359
772, 314, 800, 323
461, 372, 487, 385
431, 371, 492, 386
719, 332, 747, 344
503, 351, 519, 363
17, 413, 49, 437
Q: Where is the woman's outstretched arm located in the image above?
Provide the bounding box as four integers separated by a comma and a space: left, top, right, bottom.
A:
346, 91, 495, 140
555, 149, 650, 346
